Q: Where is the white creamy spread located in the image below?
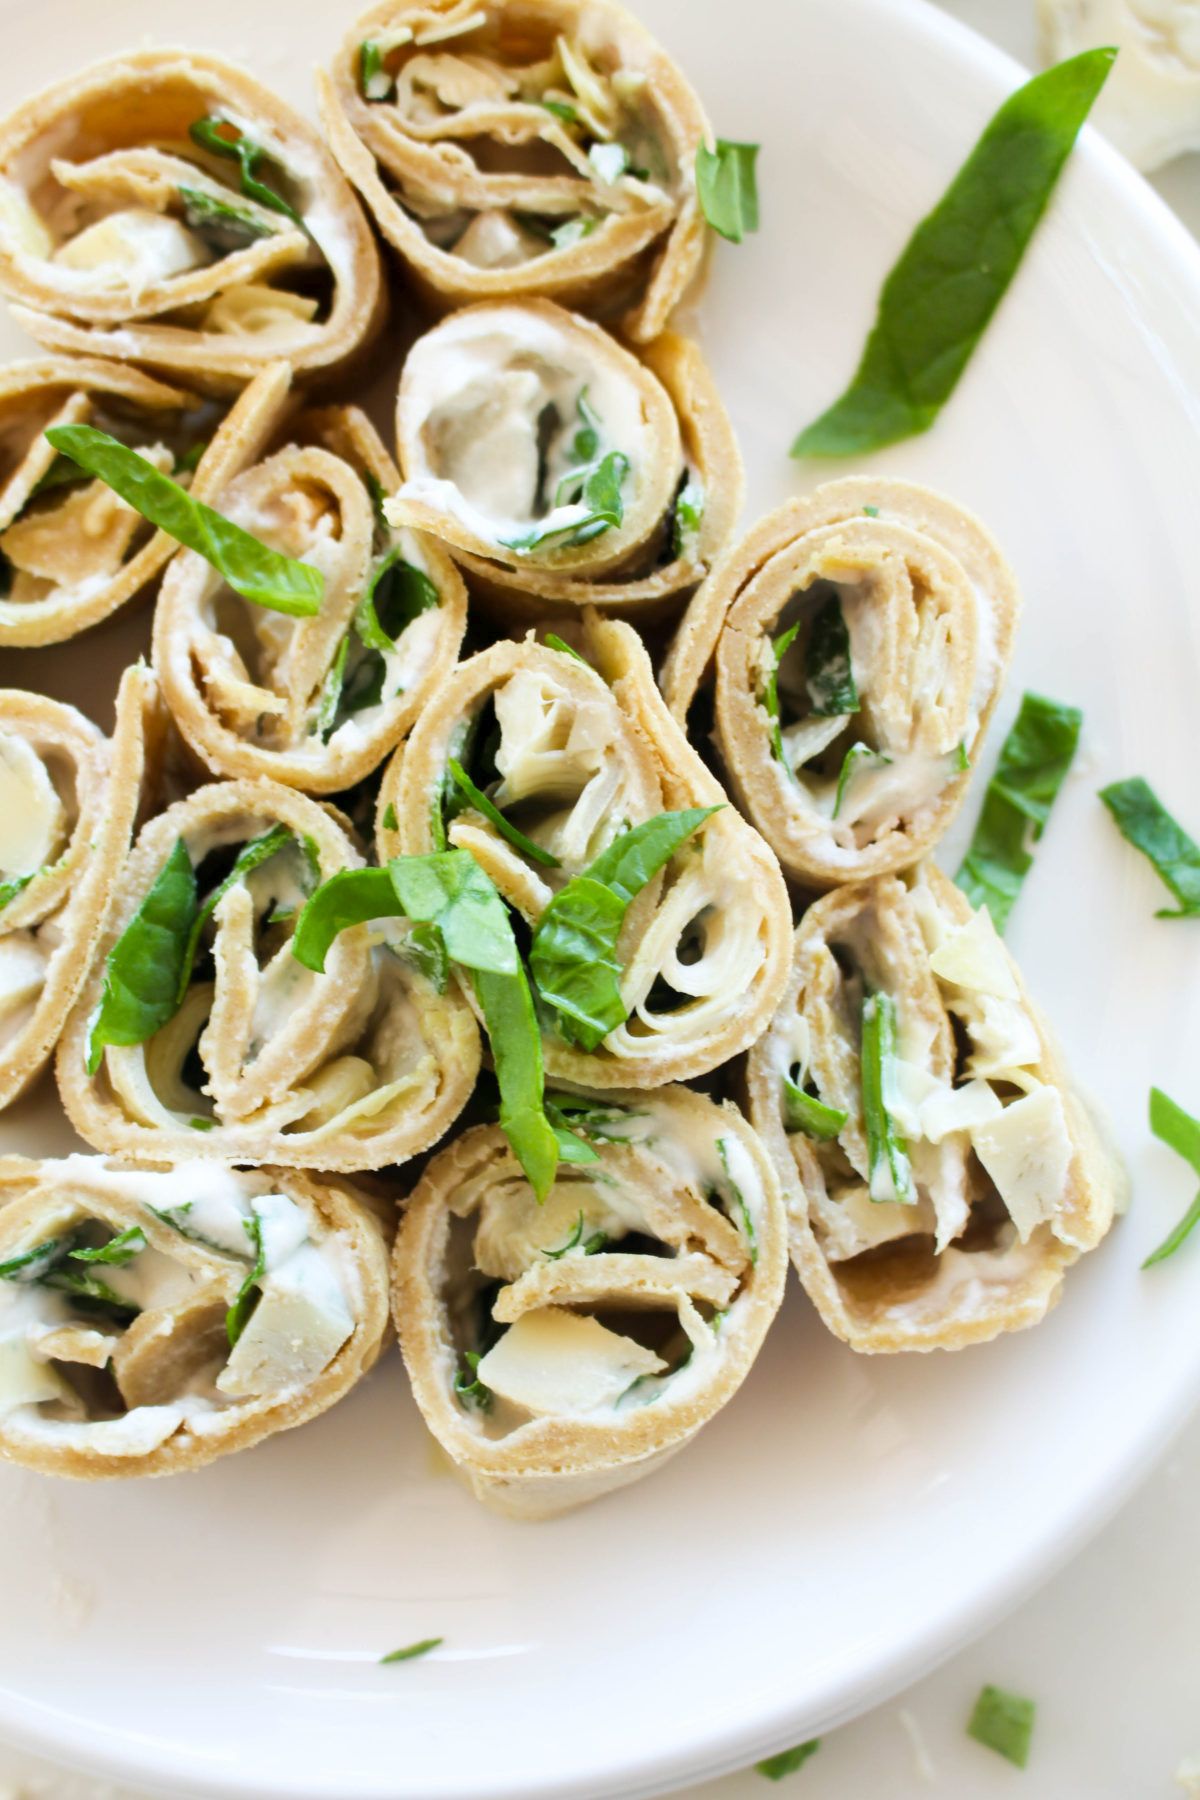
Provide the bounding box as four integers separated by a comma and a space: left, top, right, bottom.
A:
0, 731, 65, 876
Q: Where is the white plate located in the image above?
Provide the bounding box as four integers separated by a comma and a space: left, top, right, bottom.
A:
1, 0, 1199, 1795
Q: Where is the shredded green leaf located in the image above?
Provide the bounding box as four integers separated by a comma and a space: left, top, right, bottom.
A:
188, 116, 304, 229
500, 450, 629, 554
447, 759, 561, 868
226, 1210, 266, 1347
805, 596, 858, 717
716, 1137, 757, 1264
756, 1740, 820, 1781
1142, 1087, 1200, 1267
380, 1637, 443, 1664
69, 1227, 146, 1267
1099, 776, 1200, 918
696, 138, 760, 244
861, 991, 915, 1204
762, 622, 800, 765
178, 825, 301, 1003
792, 50, 1115, 455
956, 692, 1081, 931
382, 802, 399, 832
967, 1685, 1036, 1768
177, 184, 274, 252
782, 1079, 847, 1141
86, 838, 197, 1075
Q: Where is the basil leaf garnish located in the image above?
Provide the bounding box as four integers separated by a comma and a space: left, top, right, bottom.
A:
544, 632, 587, 665
43, 1267, 139, 1321
782, 1078, 847, 1140
1142, 1087, 1200, 1268
380, 1638, 443, 1665
0, 871, 37, 913
543, 1105, 602, 1166
226, 1210, 266, 1346
314, 638, 349, 741
453, 1351, 492, 1411
358, 41, 395, 102
832, 743, 891, 818
86, 838, 197, 1075
529, 807, 720, 1051
671, 477, 705, 560
756, 1741, 820, 1782
178, 825, 301, 1000
0, 1238, 69, 1282
70, 1226, 146, 1267
956, 691, 1081, 932
805, 596, 858, 716
177, 184, 274, 253
761, 622, 799, 765
188, 117, 303, 229
29, 453, 86, 499
447, 759, 561, 869
45, 426, 323, 618
716, 1137, 757, 1264
291, 868, 397, 972
1099, 777, 1200, 918
355, 551, 439, 653
474, 962, 559, 1201
792, 50, 1115, 456
696, 138, 760, 244
860, 991, 915, 1204
541, 1210, 606, 1256
967, 1685, 1036, 1769
500, 450, 629, 553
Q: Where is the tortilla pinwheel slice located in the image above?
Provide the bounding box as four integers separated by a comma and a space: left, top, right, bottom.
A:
0, 665, 160, 1113
0, 1155, 389, 1479
394, 1086, 786, 1517
0, 359, 238, 647
662, 478, 1021, 889
152, 361, 468, 794
318, 0, 709, 341
746, 863, 1124, 1353
378, 609, 792, 1087
56, 777, 480, 1170
386, 298, 741, 619
0, 50, 384, 393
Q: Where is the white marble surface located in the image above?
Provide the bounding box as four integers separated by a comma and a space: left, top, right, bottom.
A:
2, 2, 1198, 1797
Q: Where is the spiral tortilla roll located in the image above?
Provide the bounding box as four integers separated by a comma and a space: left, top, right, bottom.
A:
386, 298, 741, 618
153, 362, 468, 793
378, 609, 791, 1086
662, 478, 1021, 888
0, 359, 237, 647
0, 1155, 389, 1478
746, 864, 1123, 1353
0, 665, 159, 1113
394, 1087, 786, 1517
318, 0, 709, 341
0, 50, 384, 393
57, 777, 480, 1170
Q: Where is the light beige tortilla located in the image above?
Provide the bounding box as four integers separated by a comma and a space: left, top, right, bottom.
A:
318, 0, 710, 341
56, 775, 480, 1170
386, 298, 741, 619
662, 477, 1021, 888
0, 50, 384, 393
0, 1155, 389, 1479
745, 863, 1124, 1353
393, 1086, 787, 1517
0, 664, 161, 1112
152, 361, 468, 793
378, 609, 792, 1086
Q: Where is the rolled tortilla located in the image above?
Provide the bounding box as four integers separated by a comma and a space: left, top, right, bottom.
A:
318, 0, 709, 341
746, 863, 1123, 1352
153, 362, 468, 793
386, 298, 741, 618
662, 478, 1021, 888
379, 609, 792, 1087
0, 1154, 388, 1478
0, 359, 236, 647
0, 664, 159, 1113
57, 776, 480, 1170
394, 1085, 786, 1516
0, 50, 384, 393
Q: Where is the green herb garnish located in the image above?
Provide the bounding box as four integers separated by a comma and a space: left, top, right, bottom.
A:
69, 1227, 146, 1267
447, 759, 561, 868
501, 450, 629, 554
956, 691, 1081, 931
0, 1238, 68, 1282
861, 991, 915, 1204
762, 622, 800, 765
671, 477, 705, 560
805, 596, 858, 716
542, 1211, 607, 1258
967, 1685, 1036, 1768
782, 1079, 847, 1140
382, 802, 399, 832
45, 426, 323, 618
529, 808, 720, 1050
550, 216, 598, 249
226, 1210, 266, 1346
716, 1136, 757, 1264
188, 116, 303, 229
179, 825, 302, 1002
756, 1740, 820, 1781
1142, 1087, 1200, 1267
86, 838, 197, 1075
696, 138, 760, 244
177, 184, 274, 253
359, 41, 395, 102
832, 743, 890, 818
1099, 777, 1200, 918
453, 1351, 493, 1411
0, 871, 37, 913
380, 1637, 443, 1664
544, 632, 588, 664
792, 50, 1115, 456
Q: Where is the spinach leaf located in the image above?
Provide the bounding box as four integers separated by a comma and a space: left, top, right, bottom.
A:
447, 759, 561, 868
792, 50, 1115, 456
380, 1638, 443, 1664
355, 550, 439, 653
314, 637, 349, 741
177, 184, 274, 253
29, 452, 87, 499
543, 1101, 601, 1166
453, 1350, 493, 1411
70, 1227, 146, 1267
45, 426, 323, 618
86, 838, 197, 1075
956, 691, 1081, 931
358, 41, 395, 102
174, 441, 208, 476
805, 595, 858, 716
544, 632, 588, 665
178, 825, 301, 1002
530, 808, 719, 1050
474, 963, 559, 1200
782, 1078, 847, 1140
861, 991, 915, 1204
226, 1210, 266, 1346
501, 450, 629, 553
696, 139, 760, 244
0, 871, 36, 913
756, 1741, 820, 1782
381, 802, 399, 832
188, 117, 304, 230
833, 743, 890, 818
1142, 1087, 1200, 1268
716, 1136, 757, 1264
292, 868, 400, 972
761, 622, 800, 765
967, 1685, 1036, 1769
1099, 776, 1200, 918
0, 1238, 69, 1282
546, 1094, 642, 1141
